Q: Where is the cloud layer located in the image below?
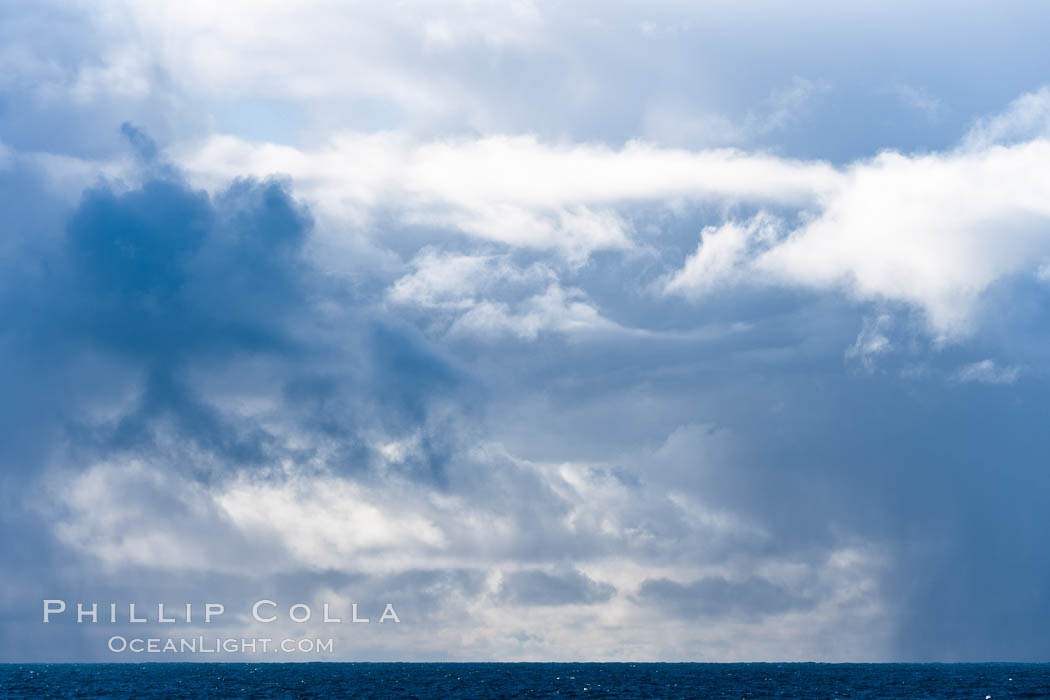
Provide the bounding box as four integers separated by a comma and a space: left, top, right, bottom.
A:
5, 0, 1050, 663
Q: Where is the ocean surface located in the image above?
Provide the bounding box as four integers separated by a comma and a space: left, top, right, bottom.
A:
2, 663, 1049, 698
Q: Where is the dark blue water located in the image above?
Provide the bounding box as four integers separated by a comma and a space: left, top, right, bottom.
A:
2, 663, 1048, 698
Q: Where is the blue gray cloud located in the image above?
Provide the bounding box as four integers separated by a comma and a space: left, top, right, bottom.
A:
497, 569, 615, 607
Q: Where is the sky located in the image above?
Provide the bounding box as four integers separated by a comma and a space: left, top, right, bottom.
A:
3, 0, 1050, 662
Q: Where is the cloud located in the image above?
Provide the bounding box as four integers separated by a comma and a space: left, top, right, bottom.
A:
845, 313, 893, 372
496, 568, 615, 606
886, 83, 942, 121
952, 359, 1021, 384
963, 86, 1050, 149
761, 76, 832, 134
8, 0, 1050, 661
640, 76, 831, 148
637, 575, 813, 621
388, 249, 542, 311
0, 126, 475, 497
447, 285, 619, 340
388, 249, 618, 340
164, 87, 1050, 341
0, 166, 306, 488
662, 214, 780, 297
174, 133, 835, 262
754, 135, 1050, 338
650, 88, 1050, 339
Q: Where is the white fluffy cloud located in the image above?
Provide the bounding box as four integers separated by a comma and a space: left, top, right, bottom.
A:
158, 86, 1050, 340
962, 86, 1050, 149
23, 0, 541, 113
41, 440, 889, 660
756, 135, 1050, 338
175, 133, 833, 261
13, 85, 1050, 342
389, 249, 618, 339
663, 214, 781, 297
657, 89, 1050, 338
952, 359, 1022, 385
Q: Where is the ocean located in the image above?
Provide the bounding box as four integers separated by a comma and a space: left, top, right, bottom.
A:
2, 663, 1048, 698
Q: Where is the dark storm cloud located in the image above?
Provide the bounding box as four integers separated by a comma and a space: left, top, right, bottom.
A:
6, 125, 1050, 660
0, 127, 481, 659
33, 169, 309, 472
471, 265, 1050, 659
496, 569, 615, 606
637, 576, 812, 621
3, 119, 1050, 663
0, 124, 468, 483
